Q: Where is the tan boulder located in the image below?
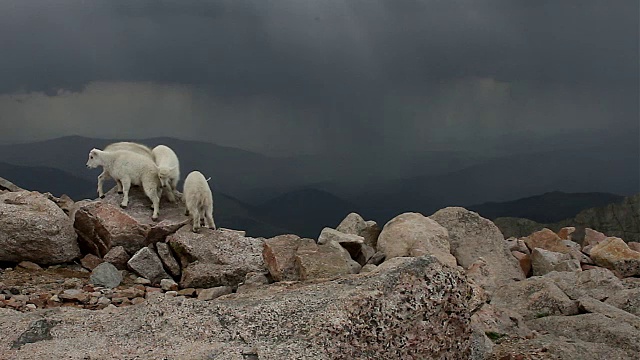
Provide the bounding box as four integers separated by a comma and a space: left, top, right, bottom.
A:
378, 212, 457, 267
590, 237, 640, 277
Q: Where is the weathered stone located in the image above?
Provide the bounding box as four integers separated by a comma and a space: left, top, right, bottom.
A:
243, 272, 269, 286
134, 277, 151, 285
590, 237, 640, 277
197, 286, 233, 301
155, 241, 181, 278
543, 267, 624, 301
0, 176, 23, 192
528, 313, 640, 354
262, 234, 305, 281
80, 254, 104, 271
430, 207, 525, 291
17, 261, 42, 271
557, 226, 576, 240
177, 288, 196, 297
573, 194, 640, 243
491, 277, 579, 320
471, 303, 532, 343
102, 246, 130, 270
578, 296, 640, 330
525, 228, 591, 264
378, 212, 457, 267
511, 251, 532, 277
58, 289, 89, 303
169, 227, 265, 288
160, 279, 178, 292
73, 187, 189, 257
605, 288, 640, 316
359, 264, 377, 273
366, 251, 385, 265
628, 242, 640, 252
505, 237, 529, 254
127, 247, 171, 285
89, 262, 123, 289
335, 213, 381, 248
0, 191, 80, 264
318, 227, 363, 250
582, 228, 607, 248
531, 248, 580, 276
295, 239, 360, 280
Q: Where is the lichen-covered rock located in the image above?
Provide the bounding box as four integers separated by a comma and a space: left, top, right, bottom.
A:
590, 237, 640, 277
0, 191, 80, 264
127, 247, 171, 285
543, 267, 625, 301
0, 256, 475, 359
378, 212, 457, 267
74, 187, 189, 257
605, 288, 640, 316
430, 207, 525, 291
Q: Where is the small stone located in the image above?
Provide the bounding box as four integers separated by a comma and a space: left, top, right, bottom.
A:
177, 288, 196, 297
59, 289, 89, 303
160, 279, 179, 292
80, 254, 104, 271
134, 277, 152, 285
17, 261, 42, 271
49, 295, 61, 303
197, 286, 232, 301
131, 297, 145, 305
97, 297, 111, 305
244, 272, 269, 286
360, 264, 378, 273
165, 291, 178, 297
89, 262, 123, 289
115, 287, 145, 299
25, 304, 37, 310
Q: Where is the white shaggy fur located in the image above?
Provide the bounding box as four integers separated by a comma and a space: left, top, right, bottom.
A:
152, 145, 180, 203
86, 148, 161, 221
183, 171, 216, 232
96, 142, 155, 198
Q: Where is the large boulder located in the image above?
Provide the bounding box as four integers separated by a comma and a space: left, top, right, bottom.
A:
0, 191, 80, 264
590, 237, 640, 277
295, 239, 360, 280
543, 267, 624, 301
317, 227, 373, 266
168, 227, 265, 288
531, 248, 581, 276
0, 256, 475, 359
430, 207, 525, 289
377, 212, 457, 267
74, 187, 189, 257
262, 234, 305, 281
127, 247, 171, 285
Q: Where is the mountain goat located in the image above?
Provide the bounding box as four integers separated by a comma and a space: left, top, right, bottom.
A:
152, 145, 180, 203
183, 171, 216, 232
96, 142, 155, 198
86, 148, 161, 221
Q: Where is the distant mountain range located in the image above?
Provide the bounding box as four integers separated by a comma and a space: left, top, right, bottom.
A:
0, 135, 637, 238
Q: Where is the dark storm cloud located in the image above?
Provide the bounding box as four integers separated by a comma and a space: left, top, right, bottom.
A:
0, 0, 637, 97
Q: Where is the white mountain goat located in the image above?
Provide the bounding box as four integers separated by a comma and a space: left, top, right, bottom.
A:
183, 171, 216, 232
152, 145, 180, 203
86, 148, 161, 221
96, 142, 155, 198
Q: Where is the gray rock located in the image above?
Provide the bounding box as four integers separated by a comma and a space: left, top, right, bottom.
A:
0, 191, 80, 264
378, 212, 457, 267
160, 279, 178, 292
359, 264, 378, 273
577, 296, 640, 330
295, 239, 360, 280
262, 234, 305, 281
605, 288, 640, 316
89, 262, 123, 289
544, 267, 624, 301
155, 241, 181, 278
335, 213, 382, 248
127, 247, 171, 285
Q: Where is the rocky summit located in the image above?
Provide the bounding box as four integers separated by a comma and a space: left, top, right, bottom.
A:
0, 177, 639, 359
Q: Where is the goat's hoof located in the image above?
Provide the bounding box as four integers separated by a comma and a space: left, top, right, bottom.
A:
152, 216, 159, 222
99, 195, 105, 199
120, 204, 127, 209
117, 191, 123, 194
192, 228, 200, 233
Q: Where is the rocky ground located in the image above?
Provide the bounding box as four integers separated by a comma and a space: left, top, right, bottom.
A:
1, 176, 639, 359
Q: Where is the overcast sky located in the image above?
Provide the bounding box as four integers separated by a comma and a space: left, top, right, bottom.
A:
0, 0, 637, 156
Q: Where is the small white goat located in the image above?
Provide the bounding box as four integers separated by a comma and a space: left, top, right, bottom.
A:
152, 145, 180, 203
183, 171, 216, 232
96, 142, 155, 198
86, 148, 161, 221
